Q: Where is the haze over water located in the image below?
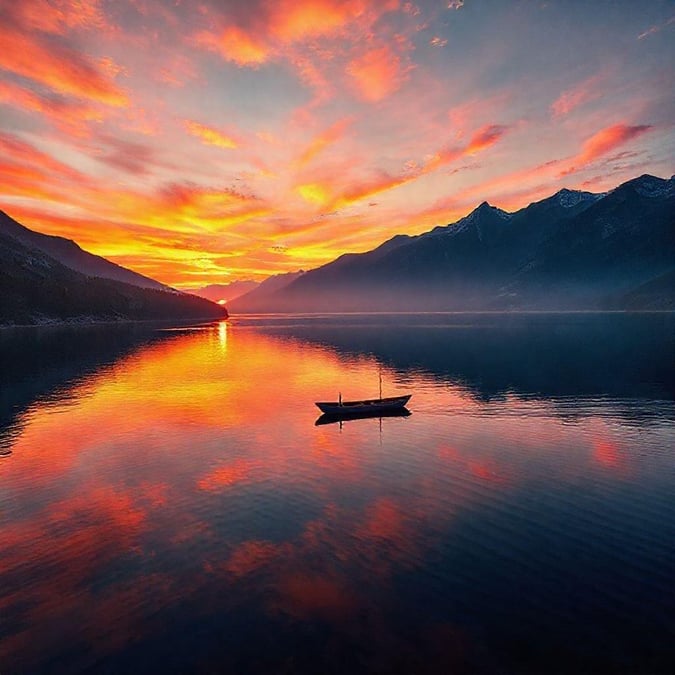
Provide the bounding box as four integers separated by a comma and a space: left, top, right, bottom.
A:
1, 313, 674, 674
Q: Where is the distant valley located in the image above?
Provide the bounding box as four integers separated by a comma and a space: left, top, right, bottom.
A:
186, 271, 305, 305
184, 280, 260, 304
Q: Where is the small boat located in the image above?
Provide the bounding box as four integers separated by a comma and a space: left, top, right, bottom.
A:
315, 394, 411, 416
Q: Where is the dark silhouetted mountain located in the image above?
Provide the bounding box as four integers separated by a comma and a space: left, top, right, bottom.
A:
231, 174, 675, 313
227, 270, 305, 312
0, 210, 169, 290
185, 280, 259, 303
0, 222, 227, 325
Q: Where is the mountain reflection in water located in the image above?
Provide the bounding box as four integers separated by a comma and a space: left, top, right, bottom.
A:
0, 313, 673, 675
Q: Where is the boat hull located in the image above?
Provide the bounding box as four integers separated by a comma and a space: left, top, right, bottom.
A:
315, 394, 411, 416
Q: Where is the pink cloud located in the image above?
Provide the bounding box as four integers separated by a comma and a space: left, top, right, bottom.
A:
297, 118, 353, 167
157, 55, 198, 87
447, 92, 513, 139
6, 0, 109, 36
560, 123, 653, 176
425, 124, 510, 172
347, 45, 407, 102
576, 124, 653, 163
550, 75, 603, 118
93, 136, 161, 176
464, 124, 509, 154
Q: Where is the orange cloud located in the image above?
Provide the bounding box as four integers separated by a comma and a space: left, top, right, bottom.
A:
341, 170, 414, 204
295, 161, 416, 211
559, 123, 653, 177
184, 120, 239, 149
157, 181, 257, 211
576, 124, 653, 164
199, 25, 270, 66
425, 124, 509, 172
297, 118, 352, 167
0, 132, 87, 184
0, 26, 128, 106
269, 0, 368, 43
464, 124, 508, 154
195, 0, 370, 67
295, 122, 509, 212
0, 80, 103, 126
347, 45, 406, 102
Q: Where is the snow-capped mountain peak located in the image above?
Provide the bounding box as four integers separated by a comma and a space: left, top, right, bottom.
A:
555, 188, 603, 208
630, 175, 675, 198
438, 202, 512, 236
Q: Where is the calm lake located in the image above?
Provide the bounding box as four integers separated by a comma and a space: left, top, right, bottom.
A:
1, 313, 674, 674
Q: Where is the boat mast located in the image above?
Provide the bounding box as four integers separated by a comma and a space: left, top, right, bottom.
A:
379, 366, 382, 401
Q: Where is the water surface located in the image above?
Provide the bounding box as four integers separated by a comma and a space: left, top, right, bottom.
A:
1, 314, 674, 674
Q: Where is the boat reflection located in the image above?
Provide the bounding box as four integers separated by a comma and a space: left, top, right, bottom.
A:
315, 408, 412, 426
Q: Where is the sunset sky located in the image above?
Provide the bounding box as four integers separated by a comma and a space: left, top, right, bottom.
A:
1, 0, 673, 288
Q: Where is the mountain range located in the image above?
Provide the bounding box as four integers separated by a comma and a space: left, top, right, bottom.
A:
0, 210, 226, 326
229, 174, 675, 313
2, 173, 673, 324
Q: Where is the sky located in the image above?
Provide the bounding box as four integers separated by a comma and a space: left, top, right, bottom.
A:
0, 0, 673, 289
